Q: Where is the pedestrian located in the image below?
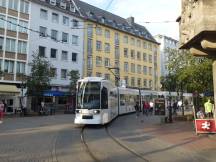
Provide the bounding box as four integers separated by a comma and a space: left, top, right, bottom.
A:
204, 99, 214, 118
0, 100, 5, 123
143, 101, 150, 116
134, 101, 140, 118
173, 101, 178, 115
149, 101, 154, 115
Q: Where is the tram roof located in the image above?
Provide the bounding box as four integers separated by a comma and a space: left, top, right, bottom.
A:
78, 77, 107, 82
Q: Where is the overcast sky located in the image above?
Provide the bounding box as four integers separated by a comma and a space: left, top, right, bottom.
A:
81, 0, 181, 40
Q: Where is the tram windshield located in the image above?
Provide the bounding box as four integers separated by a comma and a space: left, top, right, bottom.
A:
77, 82, 101, 109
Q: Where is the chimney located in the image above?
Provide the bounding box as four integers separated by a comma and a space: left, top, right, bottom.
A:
127, 17, 134, 26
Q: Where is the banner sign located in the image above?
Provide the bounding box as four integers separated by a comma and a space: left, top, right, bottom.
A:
195, 119, 216, 134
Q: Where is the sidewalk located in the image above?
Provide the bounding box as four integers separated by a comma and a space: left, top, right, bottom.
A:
141, 116, 216, 159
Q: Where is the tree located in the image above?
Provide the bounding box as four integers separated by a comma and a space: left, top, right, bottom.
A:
26, 52, 53, 111
68, 70, 80, 94
161, 48, 213, 93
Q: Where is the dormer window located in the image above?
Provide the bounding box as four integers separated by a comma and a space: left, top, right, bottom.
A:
60, 1, 66, 9
50, 0, 56, 6
101, 17, 105, 23
70, 4, 76, 12
89, 12, 94, 18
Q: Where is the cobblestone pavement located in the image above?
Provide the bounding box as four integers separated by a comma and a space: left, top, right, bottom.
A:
0, 114, 216, 162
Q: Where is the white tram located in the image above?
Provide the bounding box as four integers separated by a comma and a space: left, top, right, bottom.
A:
74, 77, 138, 125
74, 77, 194, 125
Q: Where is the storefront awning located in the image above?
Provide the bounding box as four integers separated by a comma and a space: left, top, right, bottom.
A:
0, 85, 20, 96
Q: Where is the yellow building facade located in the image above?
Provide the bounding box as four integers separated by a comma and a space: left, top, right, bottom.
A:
73, 0, 160, 90
83, 22, 160, 90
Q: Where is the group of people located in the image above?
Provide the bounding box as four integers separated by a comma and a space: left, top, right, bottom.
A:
134, 101, 154, 117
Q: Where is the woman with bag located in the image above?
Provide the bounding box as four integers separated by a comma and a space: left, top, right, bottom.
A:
0, 100, 5, 123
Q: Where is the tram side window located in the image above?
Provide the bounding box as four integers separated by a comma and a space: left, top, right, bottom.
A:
101, 87, 108, 109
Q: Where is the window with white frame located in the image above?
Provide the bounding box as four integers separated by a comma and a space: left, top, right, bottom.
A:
131, 77, 135, 87
52, 13, 59, 23
137, 65, 141, 74
131, 50, 135, 59
123, 35, 128, 43
143, 53, 147, 61
50, 68, 57, 78
40, 9, 48, 20
143, 41, 147, 49
16, 62, 25, 74
0, 15, 5, 28
19, 20, 28, 33
6, 38, 16, 52
50, 48, 57, 59
149, 67, 152, 75
8, 0, 18, 10
0, 0, 6, 7
124, 48, 128, 58
104, 58, 110, 67
4, 60, 14, 73
124, 76, 128, 85
137, 51, 141, 60
7, 17, 17, 31
51, 29, 58, 41
39, 46, 45, 57
0, 37, 4, 50
62, 32, 68, 43
104, 43, 110, 53
96, 27, 102, 35
72, 19, 79, 27
87, 24, 93, 37
18, 41, 27, 54
72, 53, 77, 62
143, 79, 147, 87
149, 54, 152, 63
72, 35, 78, 45
61, 51, 68, 60
61, 69, 67, 79
87, 57, 92, 69
63, 16, 69, 26
105, 29, 110, 38
39, 26, 47, 37
96, 41, 102, 51
20, 0, 29, 14
143, 66, 147, 75
124, 62, 128, 72
96, 56, 102, 66
137, 78, 141, 87
131, 63, 135, 73
130, 38, 135, 45
149, 80, 152, 88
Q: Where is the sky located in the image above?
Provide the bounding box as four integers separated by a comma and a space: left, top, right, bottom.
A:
81, 0, 181, 40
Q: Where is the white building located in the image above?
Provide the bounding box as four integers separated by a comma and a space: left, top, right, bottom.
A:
29, 0, 84, 91
154, 35, 179, 77
0, 0, 85, 113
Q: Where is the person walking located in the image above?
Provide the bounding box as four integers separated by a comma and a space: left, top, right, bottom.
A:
134, 102, 140, 118
204, 99, 214, 118
0, 100, 5, 123
143, 101, 150, 116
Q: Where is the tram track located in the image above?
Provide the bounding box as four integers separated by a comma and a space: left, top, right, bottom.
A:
105, 125, 150, 162
80, 124, 149, 162
81, 126, 101, 162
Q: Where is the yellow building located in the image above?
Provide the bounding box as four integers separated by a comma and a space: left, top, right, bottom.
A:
74, 0, 160, 90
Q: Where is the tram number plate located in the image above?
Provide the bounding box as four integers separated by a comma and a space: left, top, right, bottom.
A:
82, 115, 93, 119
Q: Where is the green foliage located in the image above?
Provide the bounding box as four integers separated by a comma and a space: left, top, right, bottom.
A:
68, 70, 80, 93
26, 52, 53, 96
161, 48, 213, 93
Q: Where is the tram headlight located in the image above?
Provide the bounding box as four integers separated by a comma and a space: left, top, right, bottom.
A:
93, 110, 100, 114
76, 109, 81, 114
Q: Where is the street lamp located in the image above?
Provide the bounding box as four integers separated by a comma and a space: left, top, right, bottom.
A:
168, 73, 173, 123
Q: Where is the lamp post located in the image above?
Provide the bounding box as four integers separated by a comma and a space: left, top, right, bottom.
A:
168, 73, 173, 123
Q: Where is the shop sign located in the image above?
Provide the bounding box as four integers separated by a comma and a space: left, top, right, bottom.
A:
195, 119, 216, 134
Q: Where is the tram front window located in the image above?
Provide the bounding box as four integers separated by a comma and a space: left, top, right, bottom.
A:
77, 82, 101, 109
